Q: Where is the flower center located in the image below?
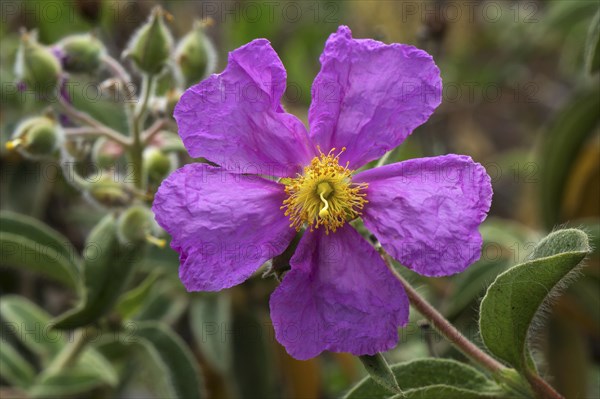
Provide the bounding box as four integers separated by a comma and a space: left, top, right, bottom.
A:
280, 148, 368, 234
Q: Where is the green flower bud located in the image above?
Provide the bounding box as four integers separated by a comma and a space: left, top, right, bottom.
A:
123, 6, 174, 75
87, 176, 133, 208
116, 205, 163, 246
6, 116, 63, 158
143, 147, 172, 183
165, 88, 181, 117
56, 33, 106, 73
14, 31, 62, 94
175, 19, 217, 86
92, 138, 124, 169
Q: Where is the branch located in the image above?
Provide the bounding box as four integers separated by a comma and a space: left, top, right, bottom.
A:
141, 118, 169, 144
64, 127, 132, 146
58, 95, 130, 146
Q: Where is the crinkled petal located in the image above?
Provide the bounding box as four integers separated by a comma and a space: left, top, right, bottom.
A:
152, 163, 295, 291
354, 155, 493, 277
308, 26, 442, 169
270, 225, 409, 360
174, 39, 314, 177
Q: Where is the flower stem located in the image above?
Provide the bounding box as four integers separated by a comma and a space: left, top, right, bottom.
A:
142, 118, 169, 144
129, 73, 154, 189
57, 95, 129, 145
525, 370, 566, 399
64, 127, 132, 146
380, 249, 565, 399
381, 250, 504, 373
48, 327, 93, 372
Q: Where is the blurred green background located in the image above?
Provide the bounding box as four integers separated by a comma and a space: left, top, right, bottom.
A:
1, 1, 599, 398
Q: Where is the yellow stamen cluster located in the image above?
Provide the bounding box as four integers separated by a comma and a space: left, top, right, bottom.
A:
281, 148, 368, 234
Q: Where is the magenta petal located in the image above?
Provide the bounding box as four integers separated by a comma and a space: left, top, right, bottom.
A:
152, 163, 295, 291
174, 39, 315, 177
269, 225, 409, 360
308, 26, 442, 169
354, 155, 493, 277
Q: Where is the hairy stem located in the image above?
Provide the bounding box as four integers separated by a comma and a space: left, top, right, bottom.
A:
380, 249, 565, 399
64, 127, 132, 146
380, 250, 505, 373
142, 118, 169, 144
129, 74, 154, 189
58, 95, 129, 145
525, 370, 565, 399
48, 327, 93, 372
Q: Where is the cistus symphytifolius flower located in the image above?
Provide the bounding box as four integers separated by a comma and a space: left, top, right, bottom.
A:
152, 26, 492, 360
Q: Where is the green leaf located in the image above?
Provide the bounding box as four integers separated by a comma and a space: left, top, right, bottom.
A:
29, 348, 117, 399
344, 358, 502, 399
585, 9, 600, 74
0, 211, 81, 289
0, 295, 64, 362
53, 215, 143, 329
0, 340, 36, 389
231, 303, 276, 399
190, 293, 232, 375
358, 354, 401, 395
479, 229, 591, 371
128, 321, 203, 399
539, 89, 600, 229
134, 283, 188, 324
116, 272, 160, 320
28, 369, 108, 399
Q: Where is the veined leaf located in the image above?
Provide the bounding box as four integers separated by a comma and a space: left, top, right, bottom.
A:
539, 89, 600, 229
0, 340, 36, 388
479, 229, 591, 371
190, 293, 232, 375
53, 215, 143, 329
116, 272, 160, 320
128, 321, 203, 399
585, 9, 600, 74
344, 358, 502, 399
0, 211, 81, 288
358, 354, 401, 395
29, 347, 117, 399
0, 295, 64, 363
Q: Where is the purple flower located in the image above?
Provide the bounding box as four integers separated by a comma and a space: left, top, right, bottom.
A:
152, 26, 492, 360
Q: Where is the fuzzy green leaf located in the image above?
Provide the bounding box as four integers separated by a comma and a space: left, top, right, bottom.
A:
53, 215, 143, 329
190, 293, 232, 375
479, 229, 591, 371
0, 340, 36, 389
116, 272, 160, 320
129, 321, 203, 399
585, 9, 600, 74
539, 89, 600, 229
358, 354, 401, 395
29, 348, 117, 399
344, 358, 502, 399
0, 295, 64, 363
0, 211, 81, 288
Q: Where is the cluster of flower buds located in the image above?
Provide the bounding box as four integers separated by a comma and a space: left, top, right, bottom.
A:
5, 5, 217, 251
